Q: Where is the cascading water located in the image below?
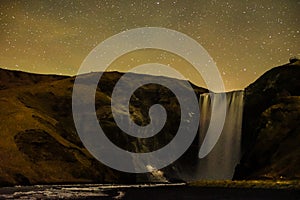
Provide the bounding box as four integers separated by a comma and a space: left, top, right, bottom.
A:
120, 89, 244, 182
195, 91, 244, 180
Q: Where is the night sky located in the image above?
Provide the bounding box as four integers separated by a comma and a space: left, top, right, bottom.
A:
0, 0, 299, 91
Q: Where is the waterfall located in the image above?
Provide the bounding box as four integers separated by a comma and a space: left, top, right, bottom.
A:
117, 90, 244, 182
195, 91, 244, 180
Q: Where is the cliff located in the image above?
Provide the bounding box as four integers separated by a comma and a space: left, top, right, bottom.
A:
234, 60, 300, 180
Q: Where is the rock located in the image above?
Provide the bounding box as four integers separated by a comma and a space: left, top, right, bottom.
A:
289, 56, 300, 64
235, 62, 300, 180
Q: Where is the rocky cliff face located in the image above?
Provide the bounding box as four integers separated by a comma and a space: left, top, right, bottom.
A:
234, 60, 300, 180
0, 69, 206, 186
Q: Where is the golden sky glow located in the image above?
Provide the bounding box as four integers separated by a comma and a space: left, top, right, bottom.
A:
0, 0, 299, 90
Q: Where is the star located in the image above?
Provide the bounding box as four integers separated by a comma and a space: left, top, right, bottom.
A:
0, 0, 299, 91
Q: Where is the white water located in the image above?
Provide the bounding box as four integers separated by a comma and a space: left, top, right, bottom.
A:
195, 91, 244, 180
0, 183, 186, 199
146, 165, 169, 183
132, 90, 244, 182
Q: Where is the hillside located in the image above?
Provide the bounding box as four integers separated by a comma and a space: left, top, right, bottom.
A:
0, 69, 207, 186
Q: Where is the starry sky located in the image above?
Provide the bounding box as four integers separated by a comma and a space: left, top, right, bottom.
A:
0, 0, 299, 91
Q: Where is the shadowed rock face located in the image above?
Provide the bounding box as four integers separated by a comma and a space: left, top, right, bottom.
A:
0, 68, 207, 186
234, 61, 300, 180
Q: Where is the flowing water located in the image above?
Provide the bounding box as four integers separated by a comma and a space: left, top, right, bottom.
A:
0, 183, 185, 199
1, 182, 298, 200
195, 91, 244, 180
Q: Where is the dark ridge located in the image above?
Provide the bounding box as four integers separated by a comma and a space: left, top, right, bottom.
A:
0, 68, 69, 90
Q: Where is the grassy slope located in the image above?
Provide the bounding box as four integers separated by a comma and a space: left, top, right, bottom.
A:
189, 180, 300, 190
0, 77, 121, 185
0, 70, 207, 186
